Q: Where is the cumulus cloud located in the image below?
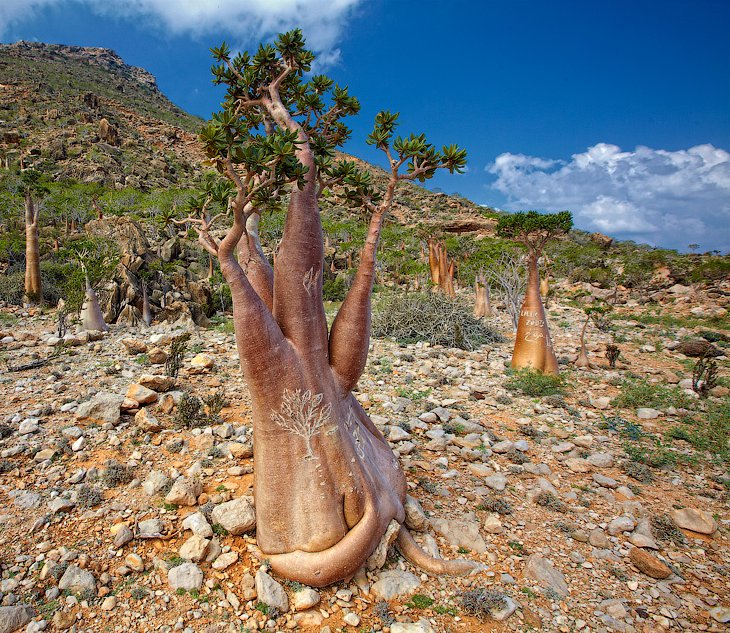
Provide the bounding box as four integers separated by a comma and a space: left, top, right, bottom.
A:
1, 0, 360, 63
488, 143, 730, 252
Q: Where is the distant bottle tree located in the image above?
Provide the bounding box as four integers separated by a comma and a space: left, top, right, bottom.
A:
496, 210, 573, 374
20, 170, 47, 305
181, 30, 475, 586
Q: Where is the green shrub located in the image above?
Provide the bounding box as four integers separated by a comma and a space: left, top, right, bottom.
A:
322, 276, 347, 302
505, 369, 566, 397
372, 291, 503, 350
0, 270, 24, 304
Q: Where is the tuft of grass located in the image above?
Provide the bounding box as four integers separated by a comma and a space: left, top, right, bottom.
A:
477, 496, 513, 515
623, 460, 654, 483
407, 594, 435, 609
76, 484, 103, 508
651, 514, 685, 545
610, 377, 693, 410
505, 369, 566, 397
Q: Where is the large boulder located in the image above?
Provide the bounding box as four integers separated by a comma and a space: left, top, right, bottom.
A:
76, 392, 124, 426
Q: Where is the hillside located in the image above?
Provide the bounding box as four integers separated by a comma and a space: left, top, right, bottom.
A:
0, 42, 204, 190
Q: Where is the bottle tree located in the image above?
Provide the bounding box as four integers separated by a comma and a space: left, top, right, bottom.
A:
183, 31, 476, 586
496, 211, 573, 375
20, 170, 47, 305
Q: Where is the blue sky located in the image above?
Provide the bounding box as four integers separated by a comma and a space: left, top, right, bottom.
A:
2, 0, 729, 252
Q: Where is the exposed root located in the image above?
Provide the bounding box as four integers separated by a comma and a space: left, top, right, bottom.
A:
266, 499, 388, 588
396, 526, 485, 576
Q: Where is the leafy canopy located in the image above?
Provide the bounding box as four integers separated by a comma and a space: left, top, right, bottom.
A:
496, 210, 573, 252
197, 29, 467, 218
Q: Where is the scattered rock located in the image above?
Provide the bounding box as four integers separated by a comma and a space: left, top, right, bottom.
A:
254, 569, 289, 613
523, 554, 569, 596
211, 496, 256, 535
58, 565, 97, 596
670, 508, 718, 535
165, 477, 202, 506
371, 569, 421, 600
167, 562, 203, 591
629, 547, 671, 579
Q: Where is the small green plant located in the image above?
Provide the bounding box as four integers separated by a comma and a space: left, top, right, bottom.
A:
166, 333, 191, 378
134, 354, 150, 365
407, 594, 434, 609
212, 523, 229, 536
255, 602, 270, 616
651, 514, 685, 545
457, 546, 470, 554
433, 605, 458, 616
611, 377, 693, 410
175, 392, 205, 428
130, 586, 149, 600
692, 353, 718, 398
166, 555, 185, 568
375, 600, 395, 625
520, 587, 537, 599
507, 540, 523, 552
622, 460, 654, 483
204, 389, 228, 421
505, 369, 566, 397
477, 496, 513, 515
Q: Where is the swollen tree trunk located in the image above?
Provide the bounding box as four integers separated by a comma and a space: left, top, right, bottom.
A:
427, 239, 455, 297
473, 273, 492, 318
24, 192, 42, 305
80, 277, 109, 332
574, 314, 591, 368
511, 251, 559, 374
215, 159, 476, 586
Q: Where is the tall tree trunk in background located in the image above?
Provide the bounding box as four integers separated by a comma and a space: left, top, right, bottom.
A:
473, 273, 492, 318
23, 191, 42, 305
574, 314, 591, 368
511, 251, 559, 374
141, 282, 153, 326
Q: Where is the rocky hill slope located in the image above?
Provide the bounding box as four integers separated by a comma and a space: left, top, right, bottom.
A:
0, 41, 495, 232
0, 42, 204, 190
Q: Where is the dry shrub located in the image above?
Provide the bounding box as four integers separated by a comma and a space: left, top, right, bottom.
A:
373, 292, 503, 350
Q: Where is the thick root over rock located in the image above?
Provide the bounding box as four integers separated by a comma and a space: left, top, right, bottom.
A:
396, 526, 485, 576
266, 519, 483, 586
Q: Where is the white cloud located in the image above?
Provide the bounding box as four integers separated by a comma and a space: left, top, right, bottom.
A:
1, 0, 361, 64
488, 143, 730, 252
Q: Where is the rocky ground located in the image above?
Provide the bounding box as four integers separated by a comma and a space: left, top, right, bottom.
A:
0, 286, 728, 633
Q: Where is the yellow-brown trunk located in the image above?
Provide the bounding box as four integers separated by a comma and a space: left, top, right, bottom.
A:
511, 253, 558, 374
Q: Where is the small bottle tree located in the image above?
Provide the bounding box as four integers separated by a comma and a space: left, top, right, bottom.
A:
496, 211, 572, 374
574, 303, 612, 368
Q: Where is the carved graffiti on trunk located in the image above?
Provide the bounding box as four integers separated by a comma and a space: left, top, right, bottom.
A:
271, 389, 332, 459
